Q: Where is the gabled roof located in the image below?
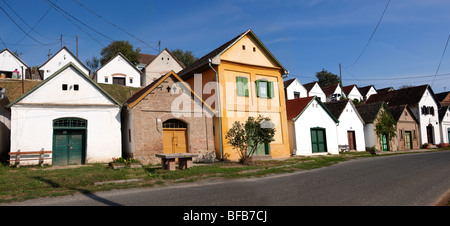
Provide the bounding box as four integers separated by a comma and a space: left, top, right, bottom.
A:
358, 85, 375, 96
323, 99, 364, 124
140, 48, 186, 69
286, 96, 338, 123
302, 81, 320, 92
124, 70, 214, 114
38, 46, 91, 75
388, 104, 419, 124
356, 102, 393, 124
7, 62, 121, 108
436, 91, 450, 102
96, 52, 142, 75
342, 84, 361, 97
366, 84, 440, 108
283, 78, 296, 88
0, 48, 29, 68
321, 83, 340, 96
138, 53, 157, 65
178, 29, 287, 80
438, 105, 450, 122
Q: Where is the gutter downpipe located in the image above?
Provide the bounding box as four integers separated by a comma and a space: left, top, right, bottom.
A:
209, 59, 223, 160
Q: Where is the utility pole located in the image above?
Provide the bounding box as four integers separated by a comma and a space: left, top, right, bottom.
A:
339, 63, 342, 86
76, 35, 78, 58
48, 49, 51, 59
158, 41, 161, 53
60, 34, 62, 48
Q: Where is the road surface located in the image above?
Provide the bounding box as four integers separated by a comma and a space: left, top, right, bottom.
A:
3, 151, 450, 206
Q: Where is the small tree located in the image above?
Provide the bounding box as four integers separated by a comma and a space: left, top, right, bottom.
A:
85, 55, 100, 72
225, 116, 275, 164
100, 40, 141, 66
315, 69, 340, 87
375, 110, 397, 143
171, 49, 198, 67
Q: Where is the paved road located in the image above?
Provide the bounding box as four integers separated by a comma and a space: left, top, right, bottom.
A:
4, 151, 450, 206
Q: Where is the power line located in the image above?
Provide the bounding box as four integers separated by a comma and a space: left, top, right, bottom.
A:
71, 0, 159, 52
431, 34, 450, 86
346, 0, 390, 68
1, 0, 56, 42
45, 0, 105, 47
46, 0, 113, 42
0, 4, 51, 46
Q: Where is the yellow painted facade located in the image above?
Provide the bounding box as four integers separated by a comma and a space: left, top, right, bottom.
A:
184, 31, 290, 161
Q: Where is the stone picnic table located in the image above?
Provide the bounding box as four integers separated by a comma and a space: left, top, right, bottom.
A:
155, 153, 199, 171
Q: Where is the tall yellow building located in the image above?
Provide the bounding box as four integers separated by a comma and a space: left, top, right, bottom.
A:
179, 29, 290, 161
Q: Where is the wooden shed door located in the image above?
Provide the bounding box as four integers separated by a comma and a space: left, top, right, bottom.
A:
405, 131, 412, 150
347, 131, 356, 150
163, 129, 187, 154
53, 130, 85, 165
113, 77, 125, 86
311, 128, 327, 153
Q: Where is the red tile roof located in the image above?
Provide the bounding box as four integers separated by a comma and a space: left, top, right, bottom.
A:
285, 96, 314, 120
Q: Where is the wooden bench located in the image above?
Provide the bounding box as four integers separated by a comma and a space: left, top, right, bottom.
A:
8, 149, 52, 167
155, 153, 199, 171
338, 145, 349, 152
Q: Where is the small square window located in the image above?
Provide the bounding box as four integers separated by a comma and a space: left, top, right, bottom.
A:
105, 77, 108, 83
253, 47, 256, 52
62, 84, 68, 91
130, 78, 133, 84
242, 45, 246, 50
74, 84, 79, 91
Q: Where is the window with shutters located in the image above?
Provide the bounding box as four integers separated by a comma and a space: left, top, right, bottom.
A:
256, 79, 274, 99
236, 76, 249, 97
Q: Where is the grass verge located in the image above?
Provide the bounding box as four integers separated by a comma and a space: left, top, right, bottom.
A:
0, 149, 446, 204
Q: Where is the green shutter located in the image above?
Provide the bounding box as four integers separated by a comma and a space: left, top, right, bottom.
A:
256, 80, 260, 97
268, 81, 274, 98
236, 77, 243, 96
236, 77, 249, 97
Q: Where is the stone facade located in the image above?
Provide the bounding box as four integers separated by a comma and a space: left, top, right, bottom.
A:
123, 72, 215, 165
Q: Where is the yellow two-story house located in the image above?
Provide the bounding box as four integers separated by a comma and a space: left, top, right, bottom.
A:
179, 29, 290, 161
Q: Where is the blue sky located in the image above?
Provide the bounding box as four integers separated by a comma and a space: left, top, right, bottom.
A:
2, 0, 450, 93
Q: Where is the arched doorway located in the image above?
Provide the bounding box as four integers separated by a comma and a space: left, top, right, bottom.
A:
162, 119, 188, 154
52, 118, 87, 165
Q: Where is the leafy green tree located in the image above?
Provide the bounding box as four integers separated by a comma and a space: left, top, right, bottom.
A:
375, 110, 397, 142
171, 49, 198, 67
100, 40, 141, 66
225, 115, 275, 164
315, 69, 340, 87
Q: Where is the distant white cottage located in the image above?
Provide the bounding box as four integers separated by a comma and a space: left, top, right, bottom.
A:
138, 48, 185, 86
283, 78, 307, 99
95, 52, 142, 88
302, 81, 326, 102
342, 84, 363, 102
39, 46, 90, 80
8, 63, 122, 166
0, 48, 29, 79
324, 100, 366, 151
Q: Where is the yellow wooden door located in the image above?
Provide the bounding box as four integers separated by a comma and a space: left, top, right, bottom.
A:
173, 129, 187, 153
163, 129, 187, 153
163, 130, 174, 153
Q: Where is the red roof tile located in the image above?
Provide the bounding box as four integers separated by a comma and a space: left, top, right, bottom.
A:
285, 96, 314, 120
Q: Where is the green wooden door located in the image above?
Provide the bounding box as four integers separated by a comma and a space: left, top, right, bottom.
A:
53, 131, 69, 166
405, 131, 412, 150
254, 142, 270, 156
311, 128, 327, 153
381, 134, 388, 151
53, 130, 85, 165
